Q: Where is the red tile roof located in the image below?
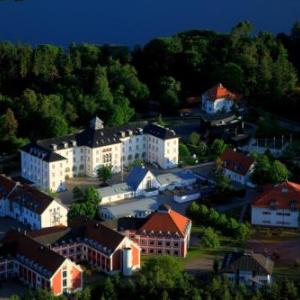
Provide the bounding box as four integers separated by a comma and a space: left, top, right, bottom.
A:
138, 205, 191, 237
220, 149, 255, 176
204, 83, 240, 102
252, 181, 300, 209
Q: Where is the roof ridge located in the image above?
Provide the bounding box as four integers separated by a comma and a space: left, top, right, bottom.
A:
168, 210, 189, 237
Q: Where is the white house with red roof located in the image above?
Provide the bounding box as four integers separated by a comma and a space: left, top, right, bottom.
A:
117, 204, 192, 257
202, 83, 239, 114
220, 149, 255, 186
251, 181, 300, 228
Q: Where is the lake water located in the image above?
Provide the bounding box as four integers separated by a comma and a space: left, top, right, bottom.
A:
0, 0, 300, 46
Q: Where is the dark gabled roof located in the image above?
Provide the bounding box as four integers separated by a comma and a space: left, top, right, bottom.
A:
28, 226, 70, 246
29, 217, 127, 255
70, 217, 126, 253
0, 174, 17, 198
21, 121, 179, 160
20, 143, 66, 162
9, 185, 59, 215
0, 230, 66, 278
117, 217, 148, 232
0, 175, 63, 215
222, 251, 274, 275
143, 123, 178, 140
36, 121, 148, 151
126, 166, 151, 190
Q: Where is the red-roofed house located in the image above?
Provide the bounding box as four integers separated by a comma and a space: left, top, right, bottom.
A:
202, 83, 239, 114
0, 230, 83, 295
118, 205, 192, 257
251, 181, 300, 228
220, 149, 255, 186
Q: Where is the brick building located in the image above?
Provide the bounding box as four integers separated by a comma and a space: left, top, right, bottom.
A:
117, 205, 192, 257
0, 230, 82, 295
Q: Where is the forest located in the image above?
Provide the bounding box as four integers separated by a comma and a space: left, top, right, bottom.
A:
0, 21, 300, 153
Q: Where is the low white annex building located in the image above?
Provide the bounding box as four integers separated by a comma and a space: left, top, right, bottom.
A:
201, 83, 239, 114
220, 148, 255, 186
251, 181, 300, 228
0, 175, 68, 229
20, 118, 179, 192
98, 166, 160, 205
222, 251, 274, 287
99, 197, 158, 220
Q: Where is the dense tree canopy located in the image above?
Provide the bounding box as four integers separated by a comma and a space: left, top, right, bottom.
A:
0, 21, 300, 154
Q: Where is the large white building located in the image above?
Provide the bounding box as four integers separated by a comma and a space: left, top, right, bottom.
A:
201, 83, 239, 114
0, 175, 68, 230
20, 118, 179, 192
251, 181, 300, 228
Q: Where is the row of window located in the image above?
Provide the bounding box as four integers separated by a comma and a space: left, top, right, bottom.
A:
141, 248, 179, 256
140, 239, 179, 248
262, 211, 292, 216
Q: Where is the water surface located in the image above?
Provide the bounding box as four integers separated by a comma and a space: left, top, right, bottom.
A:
0, 0, 300, 46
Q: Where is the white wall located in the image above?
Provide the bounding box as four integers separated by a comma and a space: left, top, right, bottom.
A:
202, 95, 234, 114
41, 200, 68, 228
251, 207, 299, 228
21, 130, 179, 192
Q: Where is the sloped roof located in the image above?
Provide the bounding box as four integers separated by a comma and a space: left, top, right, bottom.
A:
252, 181, 300, 209
1, 230, 66, 278
20, 121, 179, 163
20, 143, 66, 162
138, 205, 191, 237
0, 175, 63, 215
30, 217, 126, 255
126, 166, 152, 190
222, 251, 274, 275
204, 83, 239, 102
0, 174, 17, 198
143, 123, 178, 140
220, 149, 255, 176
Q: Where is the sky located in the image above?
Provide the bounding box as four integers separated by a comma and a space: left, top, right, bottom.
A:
0, 0, 300, 46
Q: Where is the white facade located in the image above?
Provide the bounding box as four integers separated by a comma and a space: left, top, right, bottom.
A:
21, 123, 179, 192
202, 96, 234, 114
224, 271, 272, 287
251, 207, 299, 228
223, 167, 254, 186
0, 197, 68, 230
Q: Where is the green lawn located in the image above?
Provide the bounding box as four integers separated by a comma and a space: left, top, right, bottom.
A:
250, 227, 300, 242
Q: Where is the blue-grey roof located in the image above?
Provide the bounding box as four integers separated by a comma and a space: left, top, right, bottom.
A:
126, 166, 150, 190
175, 170, 197, 181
